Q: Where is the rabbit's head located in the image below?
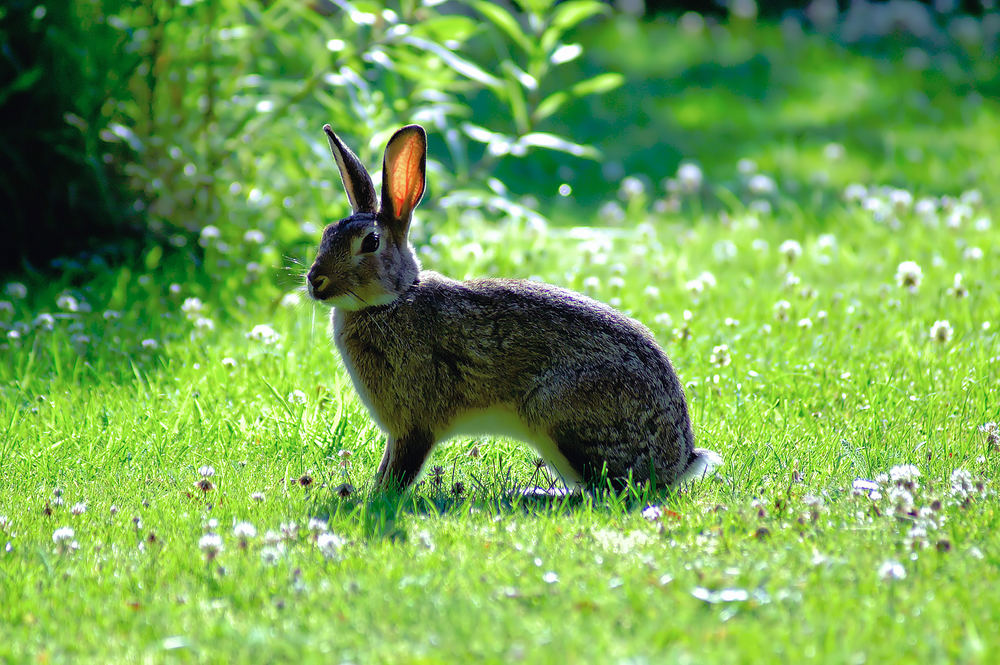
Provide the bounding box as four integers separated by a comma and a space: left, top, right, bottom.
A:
306, 125, 426, 310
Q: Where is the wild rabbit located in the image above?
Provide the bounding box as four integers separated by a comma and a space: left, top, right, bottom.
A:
307, 124, 720, 492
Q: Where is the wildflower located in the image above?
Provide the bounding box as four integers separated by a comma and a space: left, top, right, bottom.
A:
618, 176, 646, 200
221, 357, 237, 368
194, 317, 215, 332
773, 300, 791, 322
798, 318, 813, 330
878, 560, 906, 581
279, 522, 298, 540
141, 339, 159, 350
4, 282, 27, 299
980, 422, 999, 449
243, 229, 265, 244
71, 502, 87, 516
895, 261, 923, 290
56, 294, 79, 312
333, 483, 355, 498
783, 272, 801, 289
260, 546, 283, 565
251, 491, 265, 502
676, 163, 703, 192
308, 518, 328, 533
198, 533, 223, 559
598, 201, 625, 225
298, 473, 313, 488
641, 505, 663, 521
737, 158, 757, 175
889, 189, 913, 211
280, 292, 302, 308
52, 526, 75, 544
823, 142, 845, 160
542, 571, 559, 584
287, 390, 307, 405
337, 449, 352, 469
198, 465, 215, 478
33, 313, 55, 331
948, 273, 968, 299
181, 297, 204, 315
963, 246, 984, 262
747, 174, 776, 195
929, 320, 953, 344
246, 324, 280, 345
316, 532, 346, 560
949, 469, 975, 500
779, 240, 802, 263
889, 464, 921, 485
653, 312, 673, 329
709, 344, 731, 367
724, 317, 739, 327
844, 183, 867, 202
233, 521, 257, 540
199, 225, 221, 247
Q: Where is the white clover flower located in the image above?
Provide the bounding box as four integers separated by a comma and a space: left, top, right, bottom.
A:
71, 502, 87, 516
608, 276, 626, 291
878, 560, 906, 581
103, 310, 121, 320
243, 229, 265, 244
779, 239, 803, 263
643, 285, 661, 301
199, 225, 221, 247
316, 532, 346, 559
783, 272, 801, 289
233, 521, 257, 540
198, 533, 223, 557
582, 276, 601, 295
221, 357, 237, 368
929, 320, 953, 344
685, 278, 705, 296
198, 465, 215, 478
307, 518, 328, 533
251, 491, 265, 502
676, 163, 703, 192
181, 297, 204, 315
949, 468, 975, 499
737, 158, 757, 175
747, 173, 776, 195
823, 142, 845, 160
889, 188, 913, 211
641, 505, 663, 521
140, 338, 159, 350
4, 282, 28, 299
889, 464, 921, 484
52, 526, 75, 544
797, 317, 813, 330
280, 292, 302, 308
709, 344, 731, 367
963, 246, 984, 261
194, 317, 215, 332
287, 390, 308, 405
843, 183, 867, 202
260, 546, 283, 565
618, 176, 646, 200
773, 299, 792, 322
246, 324, 280, 345
542, 571, 560, 584
653, 312, 673, 328
33, 313, 55, 331
973, 216, 991, 231
598, 201, 625, 225
56, 294, 80, 312
895, 261, 923, 290
724, 317, 739, 327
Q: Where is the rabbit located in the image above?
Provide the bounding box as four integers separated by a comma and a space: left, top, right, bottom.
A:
306, 123, 721, 493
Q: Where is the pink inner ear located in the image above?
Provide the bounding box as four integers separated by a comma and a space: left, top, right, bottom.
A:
390, 136, 424, 218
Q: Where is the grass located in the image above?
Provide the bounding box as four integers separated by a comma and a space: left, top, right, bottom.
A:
2, 13, 1000, 665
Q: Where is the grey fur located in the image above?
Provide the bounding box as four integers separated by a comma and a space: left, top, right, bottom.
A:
307, 124, 721, 492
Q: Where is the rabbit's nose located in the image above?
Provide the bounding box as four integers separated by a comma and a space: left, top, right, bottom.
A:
307, 271, 331, 295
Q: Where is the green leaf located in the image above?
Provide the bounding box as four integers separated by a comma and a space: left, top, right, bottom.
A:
402, 35, 503, 91
517, 132, 600, 159
570, 72, 625, 98
532, 91, 569, 123
467, 1, 533, 54
409, 15, 481, 43
541, 0, 608, 52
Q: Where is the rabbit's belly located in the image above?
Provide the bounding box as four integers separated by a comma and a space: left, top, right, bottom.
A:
437, 406, 584, 487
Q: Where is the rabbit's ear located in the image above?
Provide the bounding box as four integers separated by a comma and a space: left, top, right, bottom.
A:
324, 125, 378, 214
380, 125, 426, 234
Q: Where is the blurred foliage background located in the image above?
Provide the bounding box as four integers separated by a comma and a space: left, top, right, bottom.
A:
2, 0, 998, 276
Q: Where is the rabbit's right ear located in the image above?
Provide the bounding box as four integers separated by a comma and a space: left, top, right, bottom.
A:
324, 125, 378, 214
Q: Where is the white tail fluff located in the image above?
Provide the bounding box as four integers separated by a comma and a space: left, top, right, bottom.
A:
677, 447, 723, 485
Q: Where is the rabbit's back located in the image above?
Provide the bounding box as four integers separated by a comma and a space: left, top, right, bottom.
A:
334, 271, 695, 486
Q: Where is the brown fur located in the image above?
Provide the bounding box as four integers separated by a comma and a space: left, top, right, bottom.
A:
307, 124, 720, 491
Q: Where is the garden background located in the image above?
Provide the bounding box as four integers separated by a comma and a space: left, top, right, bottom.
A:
1, 0, 999, 662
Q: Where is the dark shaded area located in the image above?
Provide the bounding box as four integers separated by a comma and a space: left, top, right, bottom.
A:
0, 1, 147, 274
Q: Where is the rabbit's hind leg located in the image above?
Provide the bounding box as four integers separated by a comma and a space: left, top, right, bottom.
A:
374, 429, 435, 492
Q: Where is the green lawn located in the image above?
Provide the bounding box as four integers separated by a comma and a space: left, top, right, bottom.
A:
2, 9, 1000, 665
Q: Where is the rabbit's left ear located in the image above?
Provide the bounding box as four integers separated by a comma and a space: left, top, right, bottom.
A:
380, 125, 426, 235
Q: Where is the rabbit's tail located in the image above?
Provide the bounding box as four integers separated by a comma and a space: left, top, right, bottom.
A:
677, 447, 722, 485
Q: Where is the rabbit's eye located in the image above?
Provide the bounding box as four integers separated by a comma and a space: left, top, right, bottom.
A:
360, 231, 380, 254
